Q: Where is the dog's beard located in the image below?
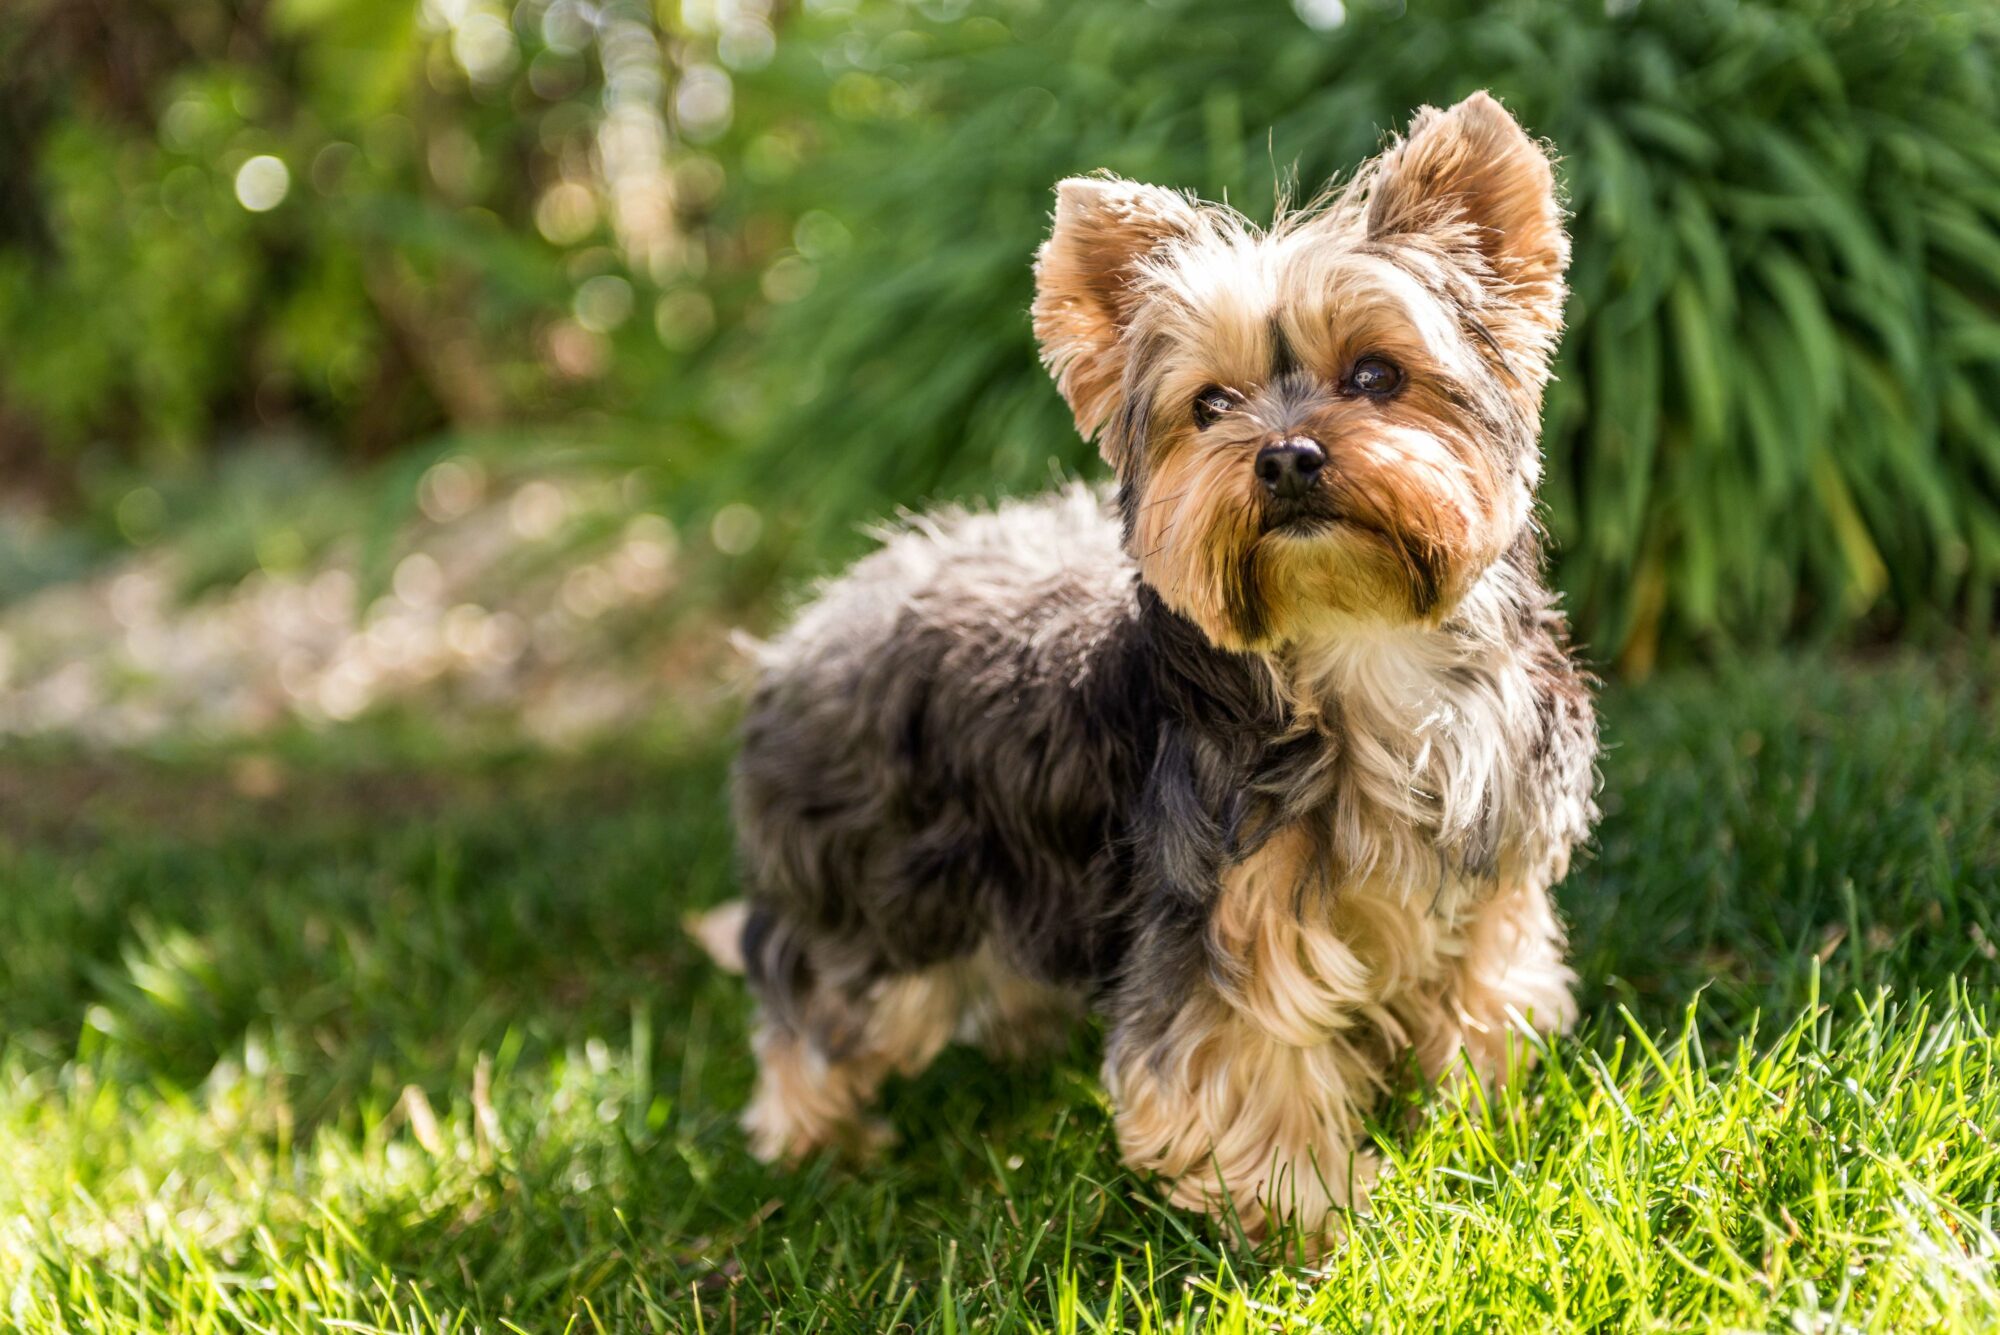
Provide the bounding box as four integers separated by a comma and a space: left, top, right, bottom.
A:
1129, 418, 1520, 651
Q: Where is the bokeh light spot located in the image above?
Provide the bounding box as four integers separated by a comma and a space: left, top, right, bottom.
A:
536, 181, 600, 245
654, 290, 715, 350
510, 481, 569, 540
1293, 0, 1347, 30
719, 21, 777, 70
675, 64, 734, 142
234, 155, 291, 212
418, 457, 487, 523
710, 503, 763, 555
116, 488, 166, 543
452, 11, 518, 83
574, 275, 635, 333
793, 210, 852, 260
760, 255, 817, 304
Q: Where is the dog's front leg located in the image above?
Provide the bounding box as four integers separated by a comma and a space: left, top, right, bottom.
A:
1410, 876, 1578, 1097
1103, 995, 1378, 1248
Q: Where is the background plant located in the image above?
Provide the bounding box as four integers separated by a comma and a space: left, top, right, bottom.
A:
0, 0, 816, 473
3, 0, 1999, 668
717, 0, 2000, 668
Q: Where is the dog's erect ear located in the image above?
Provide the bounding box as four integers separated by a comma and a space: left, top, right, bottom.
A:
1366, 92, 1568, 341
1032, 176, 1197, 458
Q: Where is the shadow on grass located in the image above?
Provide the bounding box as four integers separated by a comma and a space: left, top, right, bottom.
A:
1566, 653, 1999, 1038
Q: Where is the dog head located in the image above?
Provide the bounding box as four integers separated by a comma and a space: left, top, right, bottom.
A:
1033, 92, 1568, 651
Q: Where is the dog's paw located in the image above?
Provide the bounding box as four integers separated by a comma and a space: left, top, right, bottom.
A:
742, 1104, 895, 1166
684, 900, 749, 974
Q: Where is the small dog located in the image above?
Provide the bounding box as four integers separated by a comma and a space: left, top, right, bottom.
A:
695, 92, 1598, 1242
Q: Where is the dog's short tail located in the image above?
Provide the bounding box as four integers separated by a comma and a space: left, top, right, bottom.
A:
684, 899, 751, 974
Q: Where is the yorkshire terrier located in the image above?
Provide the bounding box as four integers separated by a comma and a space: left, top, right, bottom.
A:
694, 92, 1598, 1242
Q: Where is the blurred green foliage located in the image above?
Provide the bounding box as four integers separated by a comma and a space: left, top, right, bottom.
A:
725, 0, 2000, 667
3, 0, 1999, 666
0, 0, 808, 471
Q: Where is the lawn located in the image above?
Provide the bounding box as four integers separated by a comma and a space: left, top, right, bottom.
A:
1, 653, 1996, 1332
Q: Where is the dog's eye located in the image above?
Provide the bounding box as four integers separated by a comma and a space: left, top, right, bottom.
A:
1191, 386, 1236, 428
1348, 356, 1403, 396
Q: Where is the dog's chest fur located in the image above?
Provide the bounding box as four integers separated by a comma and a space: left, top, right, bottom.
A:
1207, 617, 1544, 1045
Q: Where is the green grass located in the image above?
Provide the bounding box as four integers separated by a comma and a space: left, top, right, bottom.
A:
1, 655, 1996, 1331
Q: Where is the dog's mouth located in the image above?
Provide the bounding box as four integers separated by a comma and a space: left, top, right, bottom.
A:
1266, 514, 1335, 540
1259, 471, 1413, 552
1262, 502, 1389, 545
1262, 490, 1336, 534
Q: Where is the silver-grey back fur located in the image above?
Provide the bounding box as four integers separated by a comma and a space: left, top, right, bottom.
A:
731, 482, 1596, 1055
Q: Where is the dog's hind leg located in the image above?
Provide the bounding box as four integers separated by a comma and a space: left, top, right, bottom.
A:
953, 943, 1083, 1063
739, 956, 965, 1163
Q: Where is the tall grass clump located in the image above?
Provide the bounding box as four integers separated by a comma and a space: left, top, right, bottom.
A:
724, 0, 2000, 667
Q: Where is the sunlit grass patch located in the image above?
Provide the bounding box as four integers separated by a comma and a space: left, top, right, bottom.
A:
1, 989, 1994, 1332
0, 653, 1994, 1331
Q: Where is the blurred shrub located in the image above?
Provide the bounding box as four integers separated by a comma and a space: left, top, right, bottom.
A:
5, 0, 1997, 667
0, 0, 803, 474
723, 0, 2000, 667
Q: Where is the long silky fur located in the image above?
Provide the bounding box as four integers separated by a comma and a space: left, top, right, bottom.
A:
731, 484, 1595, 1046
716, 92, 1600, 1244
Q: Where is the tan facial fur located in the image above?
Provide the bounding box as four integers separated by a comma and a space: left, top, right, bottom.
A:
1035, 92, 1567, 651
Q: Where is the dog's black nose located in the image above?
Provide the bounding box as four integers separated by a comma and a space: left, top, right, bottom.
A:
1255, 437, 1325, 501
